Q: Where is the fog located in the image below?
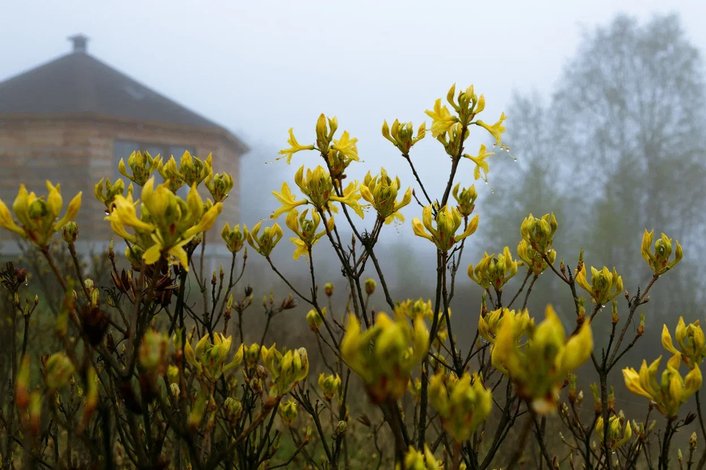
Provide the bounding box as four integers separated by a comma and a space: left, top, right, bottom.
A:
2, 2, 706, 323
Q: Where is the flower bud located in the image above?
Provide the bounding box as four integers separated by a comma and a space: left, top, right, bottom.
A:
324, 282, 334, 297
306, 308, 325, 332
45, 352, 75, 391
278, 398, 298, 427
365, 278, 377, 296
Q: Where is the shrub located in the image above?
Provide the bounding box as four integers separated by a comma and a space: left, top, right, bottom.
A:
0, 85, 701, 470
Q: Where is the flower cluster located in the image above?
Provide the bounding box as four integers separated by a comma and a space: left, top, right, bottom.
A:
0, 181, 81, 247
575, 265, 624, 305
428, 371, 492, 442
468, 247, 521, 291
341, 311, 429, 402
412, 205, 478, 252
360, 168, 412, 224
641, 230, 683, 275
517, 213, 558, 274
106, 178, 222, 269
492, 305, 593, 413
623, 354, 701, 417
478, 307, 533, 343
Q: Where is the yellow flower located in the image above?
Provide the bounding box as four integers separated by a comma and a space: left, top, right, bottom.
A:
425, 98, 457, 138
468, 247, 521, 291
261, 344, 309, 396
185, 332, 241, 381
402, 445, 444, 470
412, 205, 478, 252
623, 354, 702, 417
118, 150, 160, 186
204, 171, 233, 203
94, 177, 127, 210
463, 144, 494, 181
475, 112, 506, 145
382, 119, 426, 154
492, 305, 592, 414
278, 397, 299, 427
478, 307, 533, 343
341, 311, 428, 403
315, 114, 338, 152
279, 128, 315, 163
641, 229, 683, 275
595, 412, 633, 450
452, 183, 477, 217
246, 221, 283, 257
318, 372, 342, 401
428, 371, 492, 442
520, 213, 557, 254
360, 168, 412, 223
106, 178, 222, 269
285, 208, 332, 260
331, 130, 359, 162
575, 265, 624, 305
221, 223, 246, 253
44, 352, 75, 391
662, 317, 706, 368
0, 182, 82, 247
177, 151, 212, 187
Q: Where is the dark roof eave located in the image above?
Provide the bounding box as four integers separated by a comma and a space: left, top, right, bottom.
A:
0, 112, 250, 154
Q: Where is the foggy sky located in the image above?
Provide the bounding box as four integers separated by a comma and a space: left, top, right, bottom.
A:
2, 0, 705, 225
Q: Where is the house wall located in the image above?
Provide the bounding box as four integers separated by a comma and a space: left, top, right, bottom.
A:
0, 117, 241, 251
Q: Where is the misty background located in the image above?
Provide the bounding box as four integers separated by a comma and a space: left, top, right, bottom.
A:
2, 1, 706, 334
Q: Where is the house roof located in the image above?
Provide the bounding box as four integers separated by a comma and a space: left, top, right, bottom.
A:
0, 35, 247, 152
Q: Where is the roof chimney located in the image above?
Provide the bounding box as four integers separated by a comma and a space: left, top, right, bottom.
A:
68, 34, 89, 53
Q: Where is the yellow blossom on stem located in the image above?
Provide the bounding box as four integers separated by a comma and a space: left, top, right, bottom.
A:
428, 371, 492, 442
285, 208, 333, 260
94, 177, 127, 211
105, 177, 222, 269
478, 307, 533, 343
475, 112, 507, 145
425, 98, 457, 138
575, 265, 624, 305
279, 128, 315, 163
360, 168, 412, 224
318, 372, 342, 401
246, 221, 283, 257
641, 229, 683, 275
177, 151, 212, 188
412, 205, 478, 252
341, 311, 429, 403
331, 130, 359, 162
662, 317, 706, 368
204, 171, 233, 203
401, 445, 444, 470
623, 354, 702, 417
315, 114, 338, 152
382, 119, 426, 154
463, 144, 494, 181
221, 223, 246, 253
260, 344, 309, 396
492, 305, 593, 414
468, 247, 521, 291
595, 412, 633, 450
0, 181, 82, 248
184, 332, 241, 381
118, 150, 160, 186
452, 183, 477, 217
292, 165, 364, 217
278, 397, 299, 427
